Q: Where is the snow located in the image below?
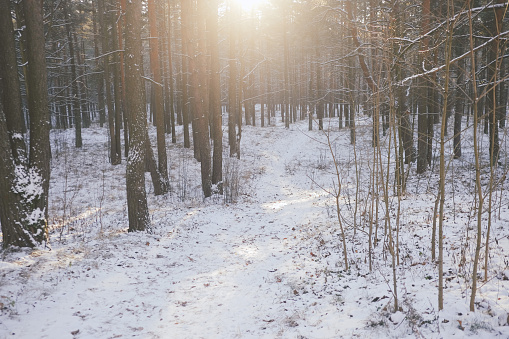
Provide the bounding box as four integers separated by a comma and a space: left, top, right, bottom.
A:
24, 208, 45, 229
1, 110, 509, 338
13, 165, 43, 204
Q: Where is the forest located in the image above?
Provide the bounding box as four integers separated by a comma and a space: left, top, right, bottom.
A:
1, 0, 509, 337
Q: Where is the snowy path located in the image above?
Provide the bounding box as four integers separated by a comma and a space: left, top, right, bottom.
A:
157, 125, 326, 338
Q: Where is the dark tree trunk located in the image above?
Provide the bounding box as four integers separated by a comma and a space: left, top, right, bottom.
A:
283, 14, 290, 129
180, 0, 193, 151
228, 1, 238, 157
393, 2, 413, 164
498, 54, 507, 128
0, 0, 26, 164
23, 0, 51, 241
165, 3, 177, 143
64, 1, 82, 148
111, 20, 123, 162
497, 57, 509, 128
93, 0, 106, 127
417, 88, 429, 174
316, 46, 323, 131
242, 56, 249, 126
181, 57, 191, 148
98, 0, 119, 164
181, 4, 200, 162
117, 0, 129, 158
182, 0, 212, 197
486, 0, 504, 165
260, 60, 265, 127
0, 0, 40, 248
0, 97, 38, 248
417, 0, 431, 174
125, 0, 150, 232
208, 0, 222, 189
145, 128, 166, 196
267, 63, 271, 127
148, 0, 169, 192
196, 0, 212, 197
453, 45, 465, 159
77, 38, 91, 129
347, 41, 356, 144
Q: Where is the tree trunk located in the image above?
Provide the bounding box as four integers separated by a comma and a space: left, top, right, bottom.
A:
124, 0, 150, 232
0, 96, 39, 248
165, 3, 177, 143
77, 38, 91, 129
145, 128, 166, 196
417, 0, 431, 174
228, 1, 238, 157
393, 1, 413, 164
498, 51, 507, 128
147, 0, 169, 192
183, 0, 212, 197
64, 1, 82, 148
23, 0, 51, 241
486, 0, 504, 165
208, 0, 222, 189
196, 0, 212, 197
93, 0, 106, 127
117, 0, 129, 158
111, 20, 123, 162
181, 52, 191, 148
0, 0, 42, 248
0, 0, 27, 164
315, 43, 323, 131
261, 59, 265, 127
98, 0, 119, 164
283, 13, 290, 129
453, 45, 465, 159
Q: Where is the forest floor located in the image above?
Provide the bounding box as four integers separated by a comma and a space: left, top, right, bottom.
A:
1, 113, 509, 338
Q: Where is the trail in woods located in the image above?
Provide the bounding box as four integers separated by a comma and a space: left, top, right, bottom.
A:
2, 119, 509, 339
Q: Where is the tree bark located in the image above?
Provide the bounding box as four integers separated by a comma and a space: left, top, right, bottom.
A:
486, 0, 504, 165
117, 0, 129, 157
0, 95, 38, 248
453, 44, 465, 159
183, 0, 212, 197
147, 0, 169, 193
124, 0, 150, 232
93, 0, 106, 127
393, 1, 414, 164
208, 0, 223, 189
21, 0, 51, 242
228, 1, 239, 157
0, 7, 40, 247
315, 40, 323, 131
0, 0, 27, 164
283, 13, 290, 129
111, 20, 122, 162
165, 3, 177, 143
64, 1, 82, 148
417, 0, 431, 174
98, 0, 120, 164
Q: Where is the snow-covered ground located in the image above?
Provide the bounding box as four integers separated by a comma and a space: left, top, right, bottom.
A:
1, 111, 509, 338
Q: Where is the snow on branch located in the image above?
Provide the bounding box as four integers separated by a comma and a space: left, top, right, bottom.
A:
400, 29, 509, 85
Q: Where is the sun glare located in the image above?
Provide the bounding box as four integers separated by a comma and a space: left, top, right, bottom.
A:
237, 0, 267, 11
